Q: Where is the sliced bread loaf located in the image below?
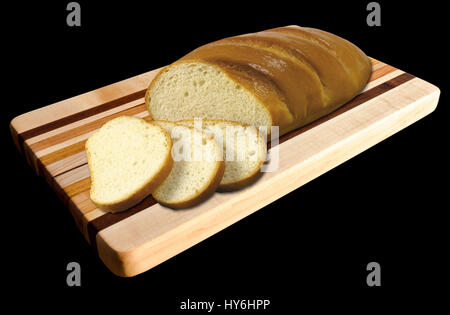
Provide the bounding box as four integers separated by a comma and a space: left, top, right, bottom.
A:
151, 121, 225, 208
176, 119, 267, 190
86, 116, 173, 213
145, 26, 372, 136
146, 61, 278, 133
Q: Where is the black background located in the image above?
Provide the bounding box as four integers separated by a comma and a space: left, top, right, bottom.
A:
3, 0, 448, 311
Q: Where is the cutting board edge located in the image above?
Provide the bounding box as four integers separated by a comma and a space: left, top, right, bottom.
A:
95, 77, 440, 277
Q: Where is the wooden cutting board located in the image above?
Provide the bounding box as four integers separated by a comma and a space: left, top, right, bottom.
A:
10, 58, 440, 277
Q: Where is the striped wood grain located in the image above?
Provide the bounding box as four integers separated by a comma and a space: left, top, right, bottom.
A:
10, 58, 440, 276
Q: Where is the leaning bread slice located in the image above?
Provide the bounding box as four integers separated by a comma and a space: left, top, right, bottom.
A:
86, 116, 173, 213
177, 119, 267, 190
151, 120, 225, 208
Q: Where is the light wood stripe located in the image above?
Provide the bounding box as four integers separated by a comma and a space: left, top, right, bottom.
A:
371, 61, 385, 71
26, 98, 146, 146
370, 57, 381, 65
11, 68, 162, 135
370, 63, 396, 81
42, 111, 150, 178
87, 195, 158, 247
58, 164, 99, 219
72, 191, 102, 215
55, 164, 90, 189
40, 140, 87, 166
71, 192, 95, 214
47, 151, 87, 177
37, 110, 151, 163
363, 69, 404, 92
85, 208, 107, 222
18, 91, 153, 175
39, 110, 150, 163
39, 110, 149, 165
18, 89, 147, 141
30, 103, 147, 153
35, 129, 98, 160
57, 164, 90, 188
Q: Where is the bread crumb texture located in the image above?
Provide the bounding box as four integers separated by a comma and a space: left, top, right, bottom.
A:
86, 116, 172, 211
176, 119, 267, 188
151, 121, 224, 207
148, 62, 272, 130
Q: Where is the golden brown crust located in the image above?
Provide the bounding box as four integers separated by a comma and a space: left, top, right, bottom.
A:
267, 26, 372, 94
226, 30, 357, 108
86, 118, 174, 213
150, 121, 225, 209
217, 164, 263, 191
155, 159, 225, 209
146, 25, 372, 137
209, 61, 292, 131
179, 42, 324, 127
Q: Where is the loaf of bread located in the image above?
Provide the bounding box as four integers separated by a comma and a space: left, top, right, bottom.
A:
151, 121, 225, 208
145, 25, 372, 136
176, 119, 267, 190
86, 116, 173, 213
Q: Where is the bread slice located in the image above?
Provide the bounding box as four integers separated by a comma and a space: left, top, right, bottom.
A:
151, 120, 225, 208
176, 119, 267, 190
86, 116, 173, 213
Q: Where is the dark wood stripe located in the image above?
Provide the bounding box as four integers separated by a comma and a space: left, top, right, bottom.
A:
87, 195, 158, 249
32, 103, 147, 154
64, 177, 91, 198
84, 72, 416, 249
18, 89, 147, 152
268, 72, 415, 148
